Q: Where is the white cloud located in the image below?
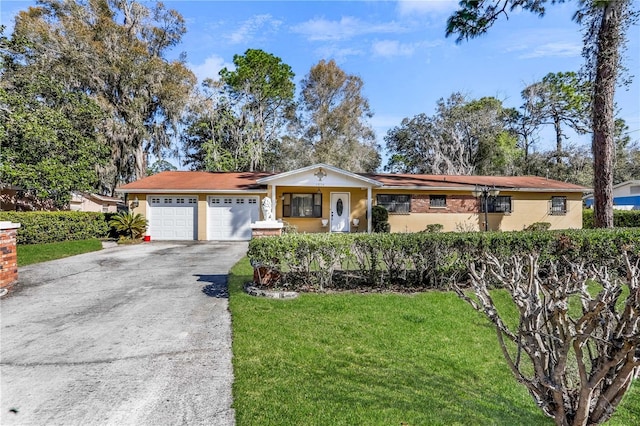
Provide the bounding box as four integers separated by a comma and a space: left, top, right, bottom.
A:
189, 55, 234, 83
396, 0, 458, 16
291, 16, 406, 42
226, 14, 282, 44
372, 40, 416, 57
372, 39, 443, 58
518, 42, 582, 59
503, 29, 582, 59
314, 45, 365, 62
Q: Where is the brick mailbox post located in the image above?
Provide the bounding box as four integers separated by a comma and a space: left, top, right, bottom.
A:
0, 221, 21, 296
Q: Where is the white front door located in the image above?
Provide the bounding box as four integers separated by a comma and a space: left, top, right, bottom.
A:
330, 193, 350, 232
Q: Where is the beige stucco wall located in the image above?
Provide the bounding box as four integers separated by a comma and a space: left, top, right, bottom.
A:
380, 190, 583, 232
271, 186, 369, 233
127, 188, 583, 239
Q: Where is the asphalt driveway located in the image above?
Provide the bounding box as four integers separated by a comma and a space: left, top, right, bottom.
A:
1, 241, 248, 426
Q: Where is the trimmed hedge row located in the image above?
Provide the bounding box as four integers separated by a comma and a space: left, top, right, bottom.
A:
0, 211, 111, 244
583, 209, 640, 228
248, 229, 640, 291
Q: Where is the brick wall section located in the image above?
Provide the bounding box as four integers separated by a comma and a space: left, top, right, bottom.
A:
251, 228, 283, 238
411, 194, 479, 214
0, 225, 19, 292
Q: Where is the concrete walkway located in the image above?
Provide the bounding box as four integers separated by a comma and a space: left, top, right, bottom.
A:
1, 241, 248, 426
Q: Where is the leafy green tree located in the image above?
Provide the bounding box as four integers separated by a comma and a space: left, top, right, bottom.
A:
385, 93, 520, 175
296, 59, 380, 172
522, 72, 591, 164
108, 211, 148, 240
219, 49, 295, 171
146, 159, 177, 176
0, 72, 109, 208
446, 0, 638, 228
9, 0, 196, 194
612, 118, 640, 184
181, 80, 249, 172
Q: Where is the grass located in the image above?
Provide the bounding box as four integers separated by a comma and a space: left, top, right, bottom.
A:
17, 239, 103, 266
229, 257, 640, 426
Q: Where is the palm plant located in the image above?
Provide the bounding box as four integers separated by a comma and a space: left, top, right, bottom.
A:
108, 212, 148, 240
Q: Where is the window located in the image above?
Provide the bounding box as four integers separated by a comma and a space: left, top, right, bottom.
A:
188, 198, 197, 204
481, 195, 512, 213
429, 195, 447, 208
550, 196, 567, 215
283, 193, 322, 218
151, 198, 160, 204
248, 198, 257, 204
377, 194, 411, 214
163, 198, 173, 204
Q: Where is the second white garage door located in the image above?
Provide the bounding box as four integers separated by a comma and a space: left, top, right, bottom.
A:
208, 196, 260, 240
148, 196, 198, 240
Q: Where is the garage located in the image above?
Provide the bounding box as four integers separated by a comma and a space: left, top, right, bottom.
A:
148, 196, 197, 240
208, 196, 259, 240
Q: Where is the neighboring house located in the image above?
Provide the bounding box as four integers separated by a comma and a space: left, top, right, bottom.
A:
116, 164, 588, 241
69, 192, 124, 213
583, 180, 640, 210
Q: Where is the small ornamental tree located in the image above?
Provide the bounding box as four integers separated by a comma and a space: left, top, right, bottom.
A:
454, 249, 639, 426
109, 212, 148, 240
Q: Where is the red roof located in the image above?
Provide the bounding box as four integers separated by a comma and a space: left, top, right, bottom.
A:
117, 171, 272, 192
117, 170, 588, 193
366, 174, 588, 191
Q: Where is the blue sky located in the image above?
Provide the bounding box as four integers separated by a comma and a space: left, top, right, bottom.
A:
2, 0, 639, 167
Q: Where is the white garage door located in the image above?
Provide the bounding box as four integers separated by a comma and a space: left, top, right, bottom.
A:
208, 196, 259, 241
148, 196, 197, 240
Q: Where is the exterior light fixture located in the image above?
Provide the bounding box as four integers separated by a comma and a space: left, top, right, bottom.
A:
472, 185, 499, 231
131, 196, 139, 209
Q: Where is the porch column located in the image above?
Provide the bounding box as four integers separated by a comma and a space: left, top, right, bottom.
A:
367, 186, 372, 233
271, 185, 277, 219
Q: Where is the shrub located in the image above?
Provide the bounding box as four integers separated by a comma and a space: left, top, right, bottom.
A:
371, 205, 390, 233
583, 209, 640, 228
247, 229, 640, 292
524, 222, 551, 231
108, 212, 148, 240
421, 224, 444, 233
0, 211, 110, 244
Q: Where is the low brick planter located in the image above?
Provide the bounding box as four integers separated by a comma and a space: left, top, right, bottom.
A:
0, 221, 21, 296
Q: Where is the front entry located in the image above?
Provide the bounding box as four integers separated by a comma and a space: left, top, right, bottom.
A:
330, 192, 350, 232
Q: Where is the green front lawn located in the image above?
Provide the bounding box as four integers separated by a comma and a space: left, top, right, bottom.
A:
229, 257, 640, 425
17, 239, 103, 266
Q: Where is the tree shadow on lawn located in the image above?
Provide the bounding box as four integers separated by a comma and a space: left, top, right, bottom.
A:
195, 274, 229, 298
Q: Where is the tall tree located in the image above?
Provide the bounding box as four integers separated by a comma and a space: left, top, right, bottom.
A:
612, 118, 640, 184
219, 49, 295, 171
522, 72, 591, 164
297, 59, 380, 172
9, 0, 196, 194
0, 73, 109, 208
446, 0, 638, 228
181, 79, 249, 172
385, 93, 519, 175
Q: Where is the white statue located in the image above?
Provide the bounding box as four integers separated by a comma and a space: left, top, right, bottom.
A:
261, 197, 274, 222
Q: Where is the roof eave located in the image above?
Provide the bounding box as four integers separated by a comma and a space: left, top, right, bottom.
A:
257, 163, 383, 187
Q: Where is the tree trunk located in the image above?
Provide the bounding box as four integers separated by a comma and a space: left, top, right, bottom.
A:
555, 116, 563, 165
592, 1, 624, 228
